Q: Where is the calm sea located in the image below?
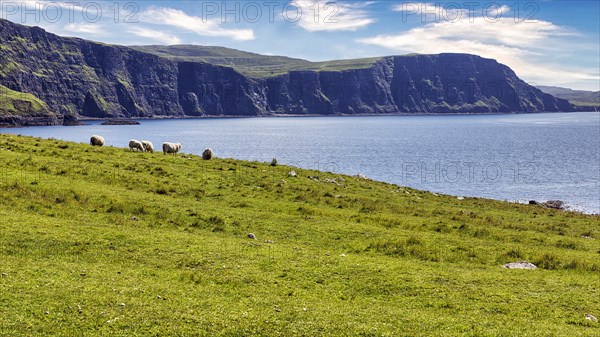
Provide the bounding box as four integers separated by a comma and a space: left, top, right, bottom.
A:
2, 112, 599, 213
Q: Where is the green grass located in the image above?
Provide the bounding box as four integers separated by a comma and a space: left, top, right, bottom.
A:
538, 86, 600, 107
0, 134, 598, 336
0, 85, 53, 116
571, 101, 600, 107
131, 45, 382, 78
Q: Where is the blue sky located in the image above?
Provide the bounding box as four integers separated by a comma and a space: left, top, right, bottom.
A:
1, 0, 598, 90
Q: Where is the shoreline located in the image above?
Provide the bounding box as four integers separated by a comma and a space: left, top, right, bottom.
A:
78, 110, 591, 122
2, 133, 598, 215
2, 112, 598, 215
3, 110, 598, 128
67, 110, 598, 125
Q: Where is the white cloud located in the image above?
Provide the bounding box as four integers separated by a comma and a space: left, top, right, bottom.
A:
291, 0, 375, 32
127, 26, 182, 45
63, 22, 105, 35
138, 7, 254, 41
358, 15, 598, 87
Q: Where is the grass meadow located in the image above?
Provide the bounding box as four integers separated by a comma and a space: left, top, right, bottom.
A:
0, 134, 598, 336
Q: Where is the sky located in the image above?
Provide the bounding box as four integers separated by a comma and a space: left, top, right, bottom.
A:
0, 0, 598, 90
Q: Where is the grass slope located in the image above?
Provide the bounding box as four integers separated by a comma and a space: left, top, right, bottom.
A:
0, 134, 598, 336
0, 84, 52, 116
538, 86, 600, 107
131, 45, 382, 78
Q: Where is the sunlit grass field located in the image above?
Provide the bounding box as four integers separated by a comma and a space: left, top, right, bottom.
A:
0, 134, 598, 336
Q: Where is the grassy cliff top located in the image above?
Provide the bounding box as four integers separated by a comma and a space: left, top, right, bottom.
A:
130, 45, 382, 78
538, 85, 600, 107
0, 134, 598, 335
0, 84, 52, 116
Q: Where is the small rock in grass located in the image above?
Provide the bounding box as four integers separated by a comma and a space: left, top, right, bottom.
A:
356, 174, 368, 180
119, 303, 126, 307
247, 233, 257, 240
288, 170, 297, 177
457, 196, 464, 200
1, 273, 7, 277
502, 261, 537, 270
323, 178, 344, 186
585, 314, 597, 322
131, 216, 137, 221
542, 200, 565, 210
265, 240, 274, 244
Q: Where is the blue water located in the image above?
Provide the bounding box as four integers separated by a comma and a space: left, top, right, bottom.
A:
2, 112, 599, 213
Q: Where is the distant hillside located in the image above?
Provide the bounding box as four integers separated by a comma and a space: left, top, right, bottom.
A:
130, 45, 382, 78
538, 86, 600, 107
0, 18, 574, 126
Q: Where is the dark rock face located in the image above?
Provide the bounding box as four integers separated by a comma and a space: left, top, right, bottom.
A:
0, 19, 574, 126
0, 115, 59, 128
0, 19, 182, 119
262, 54, 572, 114
177, 62, 266, 116
62, 114, 82, 126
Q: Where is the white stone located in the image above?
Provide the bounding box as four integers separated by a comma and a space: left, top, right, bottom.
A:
502, 261, 537, 270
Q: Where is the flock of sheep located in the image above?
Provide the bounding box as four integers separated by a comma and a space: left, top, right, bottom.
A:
89, 135, 213, 159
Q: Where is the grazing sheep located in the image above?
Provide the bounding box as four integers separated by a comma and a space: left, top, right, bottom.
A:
129, 139, 145, 152
202, 148, 214, 160
141, 141, 154, 153
90, 135, 105, 147
162, 142, 182, 155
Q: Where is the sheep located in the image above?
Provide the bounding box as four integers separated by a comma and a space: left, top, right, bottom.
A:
141, 141, 154, 153
162, 142, 182, 155
129, 139, 145, 152
202, 148, 214, 160
90, 135, 105, 147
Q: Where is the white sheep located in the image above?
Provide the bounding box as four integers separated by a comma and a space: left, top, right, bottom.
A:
129, 139, 145, 152
162, 142, 182, 155
90, 135, 105, 147
141, 141, 154, 153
